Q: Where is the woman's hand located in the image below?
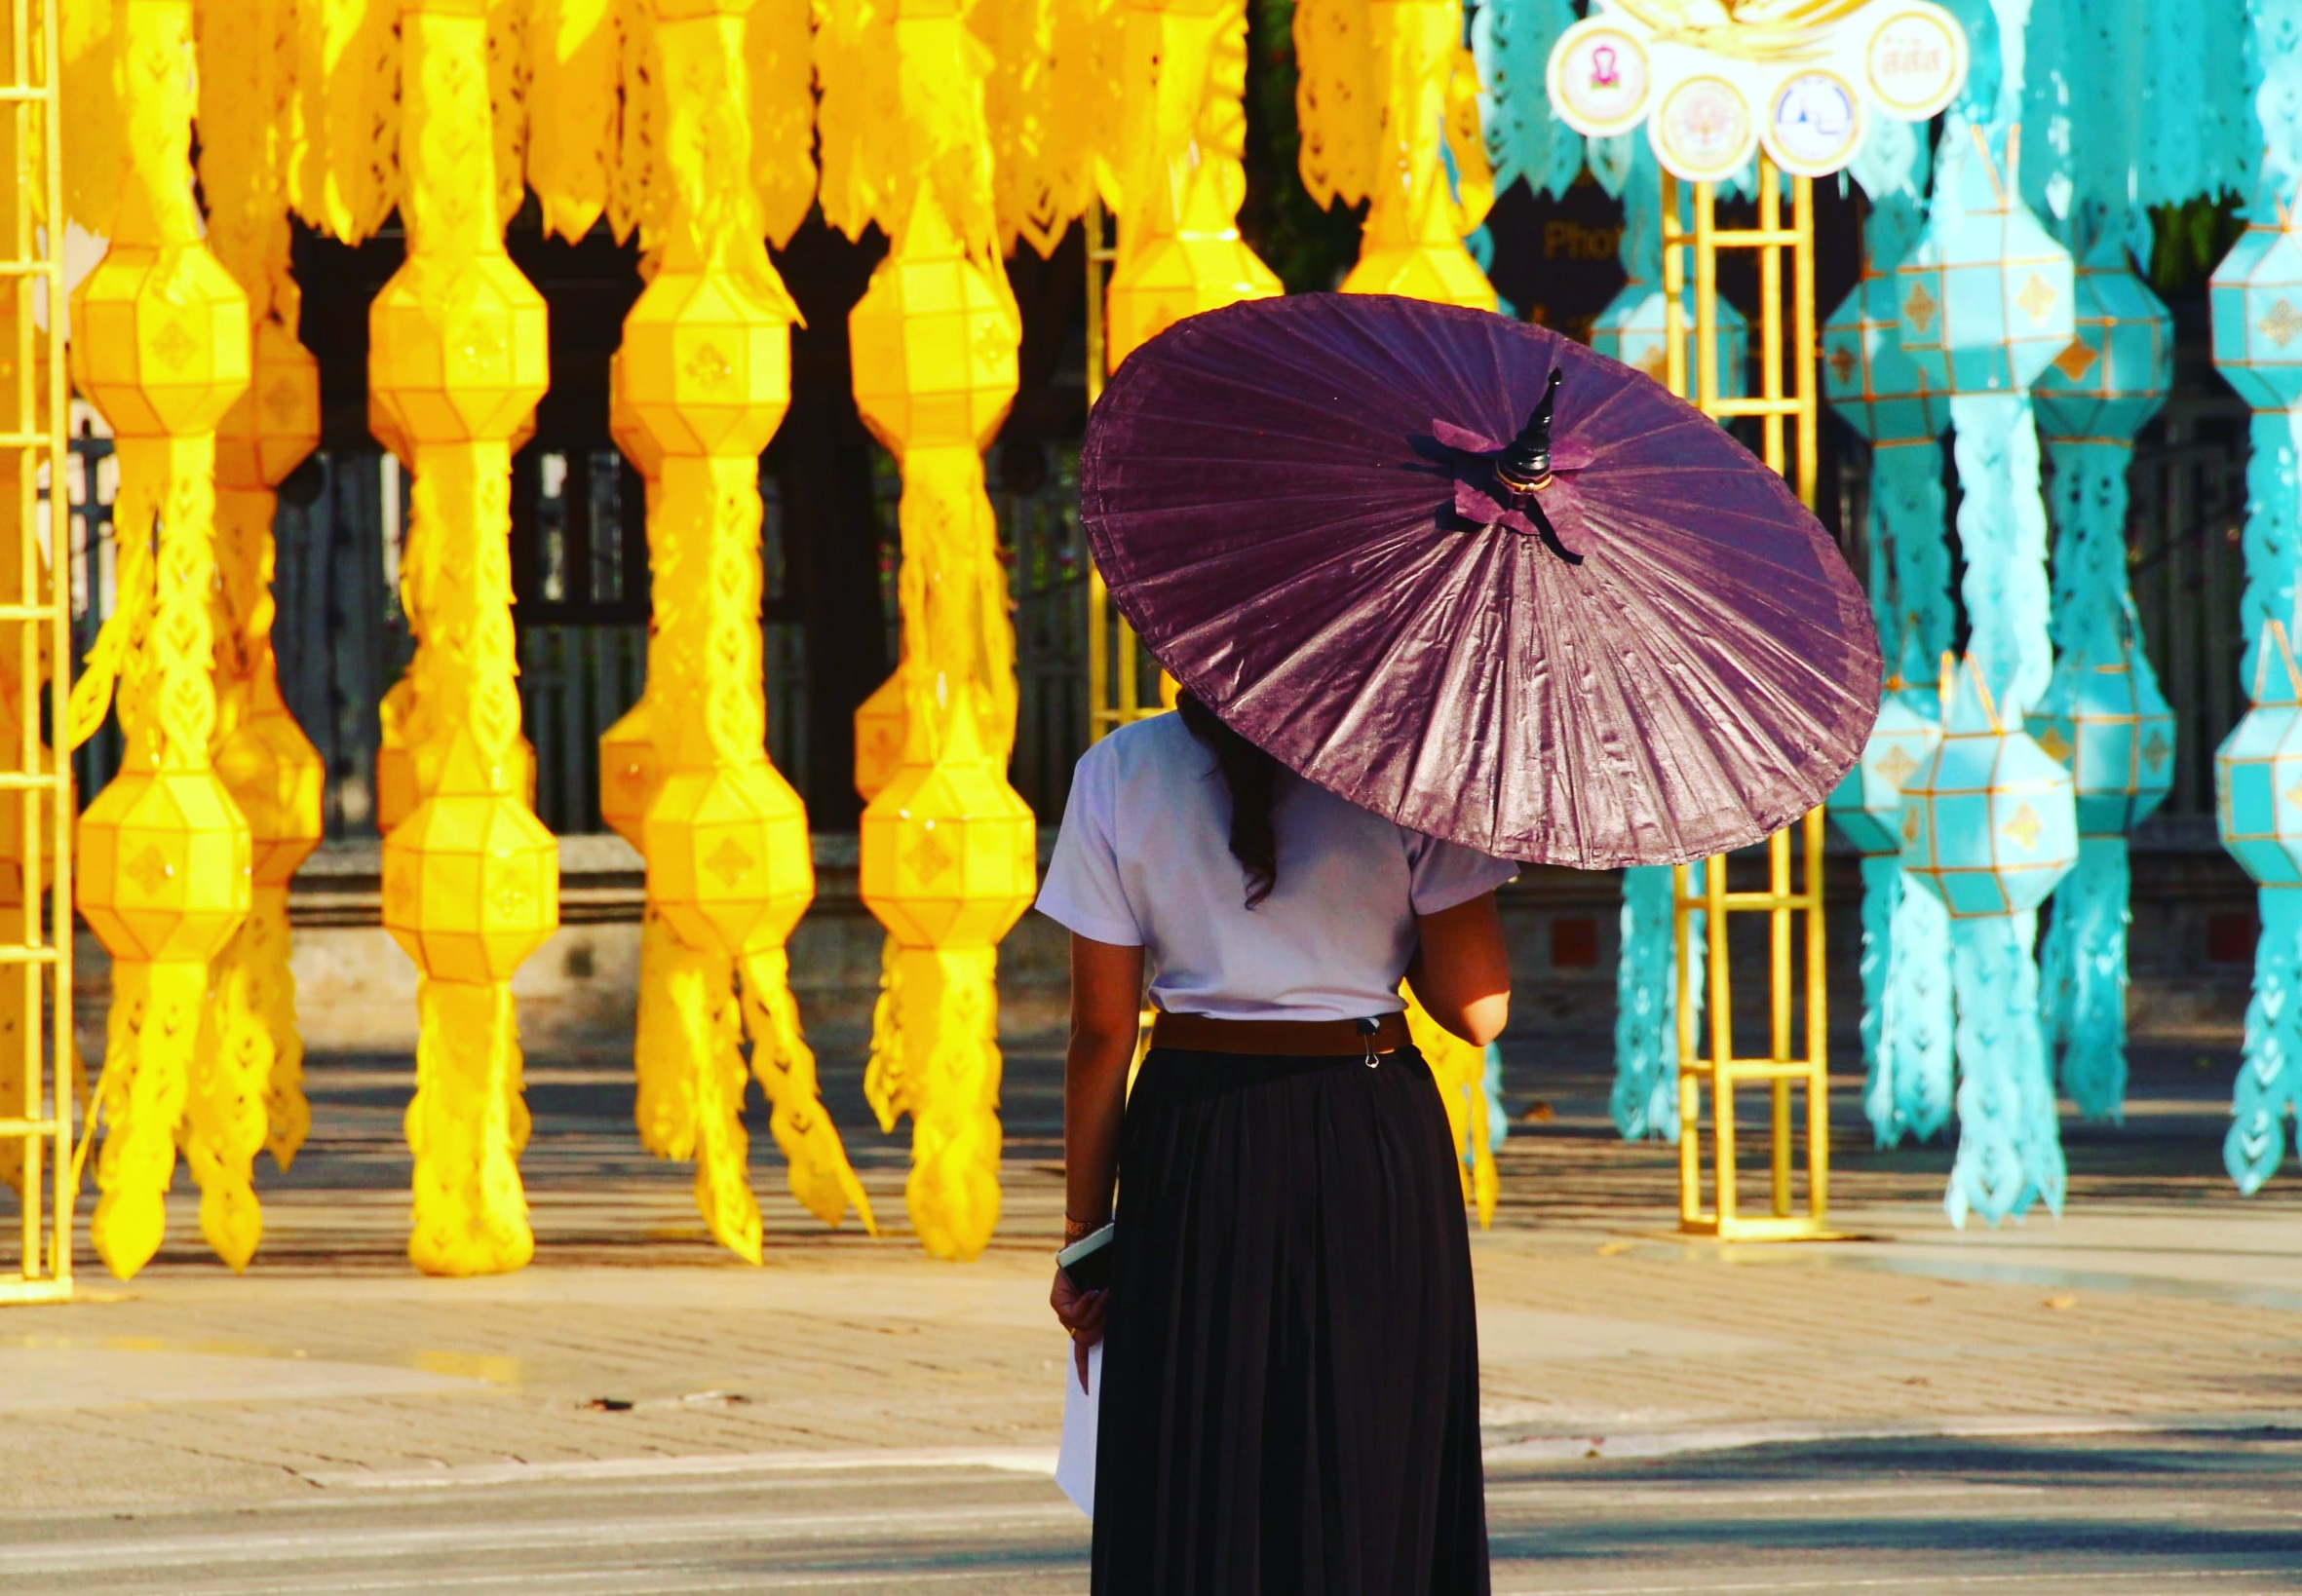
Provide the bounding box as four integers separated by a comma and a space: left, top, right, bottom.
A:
1051, 1269, 1107, 1391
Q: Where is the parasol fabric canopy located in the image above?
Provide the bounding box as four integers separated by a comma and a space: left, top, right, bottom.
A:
1079, 293, 1881, 869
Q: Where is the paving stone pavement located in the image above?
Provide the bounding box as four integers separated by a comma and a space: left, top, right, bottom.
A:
2, 1036, 2300, 1590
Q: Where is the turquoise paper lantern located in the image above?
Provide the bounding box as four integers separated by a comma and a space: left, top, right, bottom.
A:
2027, 658, 2177, 836
2210, 211, 2302, 412
1826, 693, 1940, 855
1822, 268, 1951, 445
1592, 284, 1749, 397
1896, 128, 2075, 398
2035, 243, 2175, 441
1902, 655, 2079, 918
2215, 619, 2302, 887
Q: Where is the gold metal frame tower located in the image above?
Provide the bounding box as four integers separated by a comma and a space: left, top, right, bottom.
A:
1660, 157, 1834, 1240
1082, 197, 1170, 745
0, 0, 75, 1303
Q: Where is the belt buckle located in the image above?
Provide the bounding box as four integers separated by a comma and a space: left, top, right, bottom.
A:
1356, 1016, 1380, 1068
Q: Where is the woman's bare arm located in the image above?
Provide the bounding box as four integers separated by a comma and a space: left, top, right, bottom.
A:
1053, 932, 1145, 1379
1404, 891, 1512, 1045
1062, 932, 1145, 1233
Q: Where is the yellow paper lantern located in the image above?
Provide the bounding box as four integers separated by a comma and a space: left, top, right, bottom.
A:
215, 320, 323, 491
642, 760, 815, 958
597, 699, 661, 849
369, 256, 551, 448
608, 0, 871, 1259
64, 0, 260, 1280
616, 268, 793, 460
1104, 0, 1281, 369
849, 197, 1020, 454
365, 0, 558, 1278
70, 251, 250, 438
210, 682, 324, 889
859, 700, 1037, 952
853, 668, 906, 802
1336, 1, 1495, 312
382, 782, 562, 985
819, 0, 1033, 1258
77, 769, 252, 967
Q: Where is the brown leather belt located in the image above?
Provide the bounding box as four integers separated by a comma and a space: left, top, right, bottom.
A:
1149, 1010, 1410, 1058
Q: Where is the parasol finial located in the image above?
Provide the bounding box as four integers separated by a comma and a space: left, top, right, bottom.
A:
1495, 368, 1565, 493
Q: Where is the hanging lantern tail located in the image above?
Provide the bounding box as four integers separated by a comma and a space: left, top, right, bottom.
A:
740, 948, 878, 1236
182, 942, 271, 1272
863, 932, 909, 1136
1609, 863, 1679, 1143
405, 980, 534, 1277
685, 951, 764, 1267
90, 962, 204, 1279
1884, 868, 1954, 1145
1856, 853, 1898, 1142
633, 909, 702, 1159
893, 946, 1003, 1263
2046, 837, 2131, 1123
245, 887, 312, 1169
2229, 889, 2302, 1195
1944, 912, 2064, 1228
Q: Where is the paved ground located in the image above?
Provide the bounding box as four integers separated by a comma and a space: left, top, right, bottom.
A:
7, 1431, 2300, 1594
3, 1035, 2301, 1591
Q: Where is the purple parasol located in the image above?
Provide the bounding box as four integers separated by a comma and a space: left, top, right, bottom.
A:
1078, 293, 1881, 868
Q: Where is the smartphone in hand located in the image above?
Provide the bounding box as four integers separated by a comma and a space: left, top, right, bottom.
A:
1057, 1223, 1115, 1294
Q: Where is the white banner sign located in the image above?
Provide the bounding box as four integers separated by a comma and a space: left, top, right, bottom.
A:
1546, 1, 1969, 183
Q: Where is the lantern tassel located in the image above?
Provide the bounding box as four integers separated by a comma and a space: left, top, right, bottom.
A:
90, 962, 204, 1279
891, 946, 1003, 1262
1944, 911, 2065, 1228
664, 940, 761, 1265
406, 979, 534, 1277
2229, 887, 2302, 1194
741, 949, 877, 1235
633, 906, 699, 1158
863, 931, 908, 1135
1611, 861, 1697, 1143
2041, 836, 2131, 1123
242, 887, 311, 1168
183, 924, 271, 1271
1856, 852, 1897, 1136
1883, 862, 1954, 1144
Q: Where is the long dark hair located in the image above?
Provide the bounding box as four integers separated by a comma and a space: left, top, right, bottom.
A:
1176, 691, 1279, 908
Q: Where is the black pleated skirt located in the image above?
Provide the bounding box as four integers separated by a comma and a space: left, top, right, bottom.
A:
1090, 1044, 1489, 1596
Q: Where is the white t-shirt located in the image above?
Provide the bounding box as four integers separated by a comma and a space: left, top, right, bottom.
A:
1035, 713, 1518, 1022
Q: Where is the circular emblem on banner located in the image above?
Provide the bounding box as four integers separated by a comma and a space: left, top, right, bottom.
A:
1764, 70, 1865, 177
1865, 6, 1967, 119
1650, 75, 1755, 183
1548, 19, 1652, 136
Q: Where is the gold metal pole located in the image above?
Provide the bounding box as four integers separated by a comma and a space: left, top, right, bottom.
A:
1792, 173, 1820, 511
1693, 182, 1718, 415
1805, 806, 1830, 1222
1082, 196, 1168, 745
1707, 852, 1736, 1231
1756, 158, 1784, 476
1769, 826, 1793, 1216
1674, 862, 1700, 1221
0, 0, 73, 1303
1665, 156, 1834, 1242
1660, 172, 1687, 401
